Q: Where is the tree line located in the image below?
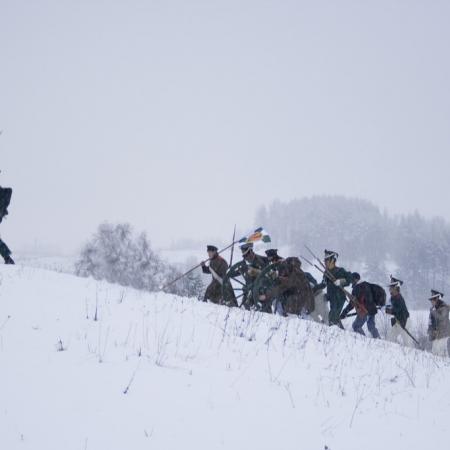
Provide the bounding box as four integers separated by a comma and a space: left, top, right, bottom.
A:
255, 196, 450, 308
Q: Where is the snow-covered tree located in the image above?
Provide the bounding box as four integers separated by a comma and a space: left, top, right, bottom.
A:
75, 223, 203, 298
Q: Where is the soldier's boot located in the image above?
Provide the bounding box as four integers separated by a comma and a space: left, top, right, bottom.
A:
0, 239, 14, 264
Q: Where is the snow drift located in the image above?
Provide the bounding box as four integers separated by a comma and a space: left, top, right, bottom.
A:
0, 265, 449, 450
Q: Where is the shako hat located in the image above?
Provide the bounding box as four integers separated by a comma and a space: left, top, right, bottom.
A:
240, 242, 254, 255
429, 289, 444, 301
265, 249, 280, 259
388, 275, 403, 289
324, 249, 339, 261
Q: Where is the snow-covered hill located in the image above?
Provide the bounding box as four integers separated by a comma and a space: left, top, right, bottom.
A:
0, 265, 449, 450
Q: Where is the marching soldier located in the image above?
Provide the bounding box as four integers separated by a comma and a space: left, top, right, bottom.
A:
239, 243, 269, 310
259, 257, 315, 316
341, 273, 380, 338
263, 249, 285, 314
385, 276, 415, 348
318, 250, 352, 328
201, 245, 229, 305
427, 290, 450, 357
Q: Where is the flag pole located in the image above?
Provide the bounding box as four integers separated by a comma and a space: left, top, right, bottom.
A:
229, 225, 237, 267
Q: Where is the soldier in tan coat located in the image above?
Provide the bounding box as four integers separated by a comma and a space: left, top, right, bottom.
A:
259, 257, 315, 316
427, 290, 450, 357
201, 245, 229, 304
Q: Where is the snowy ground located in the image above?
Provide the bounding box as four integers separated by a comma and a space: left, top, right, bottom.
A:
1, 265, 449, 450
15, 253, 77, 274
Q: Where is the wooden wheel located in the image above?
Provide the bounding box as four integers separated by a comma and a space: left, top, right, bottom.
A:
222, 261, 248, 307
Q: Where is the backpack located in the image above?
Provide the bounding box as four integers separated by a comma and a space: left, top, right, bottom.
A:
370, 283, 386, 307
0, 187, 12, 223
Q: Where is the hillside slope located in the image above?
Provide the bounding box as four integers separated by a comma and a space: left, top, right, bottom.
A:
0, 266, 449, 450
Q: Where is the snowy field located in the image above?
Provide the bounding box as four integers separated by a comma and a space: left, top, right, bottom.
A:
15, 254, 77, 274
0, 265, 449, 450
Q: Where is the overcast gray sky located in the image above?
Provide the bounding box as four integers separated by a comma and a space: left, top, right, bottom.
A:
1, 0, 449, 254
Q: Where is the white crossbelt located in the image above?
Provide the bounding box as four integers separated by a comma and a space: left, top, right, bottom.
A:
209, 266, 223, 285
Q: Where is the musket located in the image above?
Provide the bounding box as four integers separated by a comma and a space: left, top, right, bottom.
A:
299, 255, 326, 276
400, 323, 422, 349
384, 309, 423, 349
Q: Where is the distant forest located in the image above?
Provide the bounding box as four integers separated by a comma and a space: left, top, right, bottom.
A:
256, 196, 450, 308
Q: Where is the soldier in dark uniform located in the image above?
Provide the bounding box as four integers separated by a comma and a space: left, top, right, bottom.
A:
238, 243, 269, 310
201, 245, 229, 304
263, 249, 285, 314
341, 272, 380, 338
318, 250, 352, 328
427, 290, 450, 357
385, 276, 414, 347
0, 185, 14, 265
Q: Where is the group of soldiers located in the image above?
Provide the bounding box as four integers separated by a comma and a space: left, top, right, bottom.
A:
201, 244, 450, 358
2, 176, 449, 357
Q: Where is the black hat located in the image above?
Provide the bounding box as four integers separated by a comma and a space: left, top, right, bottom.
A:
324, 249, 339, 261
388, 275, 403, 289
240, 242, 254, 255
207, 245, 218, 252
429, 289, 444, 301
352, 272, 361, 282
265, 249, 279, 258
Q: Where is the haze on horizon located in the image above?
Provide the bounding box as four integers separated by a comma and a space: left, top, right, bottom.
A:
1, 0, 449, 254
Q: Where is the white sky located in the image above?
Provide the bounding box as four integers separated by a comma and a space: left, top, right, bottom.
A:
1, 0, 449, 254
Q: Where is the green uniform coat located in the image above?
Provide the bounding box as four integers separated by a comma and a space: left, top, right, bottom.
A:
320, 266, 353, 326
